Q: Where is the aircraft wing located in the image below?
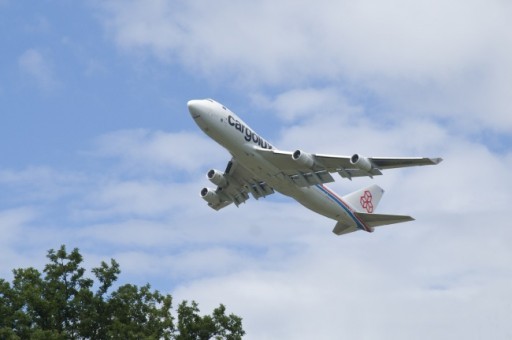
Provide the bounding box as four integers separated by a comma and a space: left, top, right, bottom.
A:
202, 158, 275, 210
254, 147, 442, 186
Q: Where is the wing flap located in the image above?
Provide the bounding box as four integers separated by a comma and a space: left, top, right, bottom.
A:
207, 200, 232, 211
242, 180, 274, 199
290, 170, 335, 187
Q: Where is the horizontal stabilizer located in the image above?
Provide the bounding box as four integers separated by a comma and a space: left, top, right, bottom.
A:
332, 212, 414, 235
332, 222, 358, 236
354, 212, 414, 227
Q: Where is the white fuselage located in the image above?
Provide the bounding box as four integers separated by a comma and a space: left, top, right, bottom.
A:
188, 99, 371, 232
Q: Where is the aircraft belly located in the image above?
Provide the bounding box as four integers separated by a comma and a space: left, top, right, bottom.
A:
286, 186, 355, 225
230, 147, 355, 225
230, 145, 294, 190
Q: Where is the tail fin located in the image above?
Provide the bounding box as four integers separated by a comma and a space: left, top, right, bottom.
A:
333, 184, 414, 236
342, 184, 384, 213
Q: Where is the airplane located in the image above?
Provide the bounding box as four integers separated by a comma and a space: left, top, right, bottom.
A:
188, 98, 442, 236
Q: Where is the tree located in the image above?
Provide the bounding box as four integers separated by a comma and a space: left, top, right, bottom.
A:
176, 301, 244, 340
0, 245, 245, 339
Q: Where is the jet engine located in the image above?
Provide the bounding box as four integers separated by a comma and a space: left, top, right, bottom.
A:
292, 149, 316, 168
207, 169, 227, 187
350, 154, 374, 172
200, 187, 221, 204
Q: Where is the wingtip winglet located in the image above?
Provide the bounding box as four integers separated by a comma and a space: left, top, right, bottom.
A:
430, 157, 443, 165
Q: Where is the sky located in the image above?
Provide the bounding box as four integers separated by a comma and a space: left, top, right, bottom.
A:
1, 0, 512, 338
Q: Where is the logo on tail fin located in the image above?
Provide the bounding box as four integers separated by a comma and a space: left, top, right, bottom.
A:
360, 190, 374, 213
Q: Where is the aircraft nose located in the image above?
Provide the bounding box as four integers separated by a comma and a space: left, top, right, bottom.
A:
187, 99, 209, 119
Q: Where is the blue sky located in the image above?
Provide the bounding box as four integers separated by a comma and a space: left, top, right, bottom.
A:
2, 1, 512, 339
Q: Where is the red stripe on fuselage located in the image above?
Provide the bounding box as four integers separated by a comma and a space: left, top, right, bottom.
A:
318, 185, 372, 232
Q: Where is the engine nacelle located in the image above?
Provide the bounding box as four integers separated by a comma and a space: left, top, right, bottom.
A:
200, 187, 221, 204
292, 149, 316, 168
350, 154, 373, 172
207, 169, 227, 187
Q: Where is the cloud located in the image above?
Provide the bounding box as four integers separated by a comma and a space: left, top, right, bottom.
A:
260, 90, 512, 214
78, 180, 202, 220
93, 129, 226, 176
98, 0, 184, 60
253, 87, 362, 123
2, 111, 512, 338
255, 87, 446, 158
3, 2, 512, 338
0, 207, 35, 245
96, 0, 512, 131
18, 48, 59, 91
0, 207, 63, 279
172, 220, 512, 339
167, 88, 511, 338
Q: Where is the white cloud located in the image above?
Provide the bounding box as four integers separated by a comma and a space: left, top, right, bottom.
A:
18, 48, 59, 91
2, 112, 512, 338
3, 2, 512, 338
93, 129, 226, 175
96, 0, 512, 131
261, 88, 447, 157
0, 207, 63, 279
163, 86, 511, 338
0, 207, 35, 245
98, 0, 184, 60
0, 166, 86, 202
253, 87, 362, 123
172, 226, 512, 339
81, 180, 192, 218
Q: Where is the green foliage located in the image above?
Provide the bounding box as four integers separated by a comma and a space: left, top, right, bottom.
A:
177, 301, 244, 340
0, 245, 245, 339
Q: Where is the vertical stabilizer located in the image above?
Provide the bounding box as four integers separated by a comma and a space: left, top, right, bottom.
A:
342, 184, 384, 213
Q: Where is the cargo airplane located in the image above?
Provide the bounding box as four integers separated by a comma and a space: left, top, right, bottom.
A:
188, 99, 442, 235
